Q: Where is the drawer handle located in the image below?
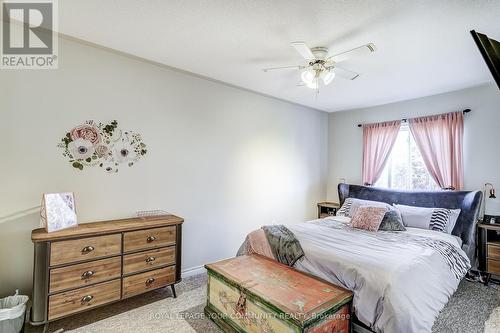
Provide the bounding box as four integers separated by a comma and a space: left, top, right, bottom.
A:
146, 236, 157, 243
145, 256, 156, 263
81, 246, 95, 254
81, 295, 93, 303
145, 278, 155, 285
81, 270, 95, 279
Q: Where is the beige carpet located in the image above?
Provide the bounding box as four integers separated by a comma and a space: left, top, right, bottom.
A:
27, 274, 213, 333
485, 306, 500, 333
27, 274, 499, 333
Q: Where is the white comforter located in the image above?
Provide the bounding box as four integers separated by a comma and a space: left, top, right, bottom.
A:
287, 216, 469, 333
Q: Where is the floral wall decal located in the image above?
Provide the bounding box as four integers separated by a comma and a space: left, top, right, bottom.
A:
58, 120, 147, 173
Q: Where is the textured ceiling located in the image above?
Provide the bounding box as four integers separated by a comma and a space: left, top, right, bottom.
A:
58, 0, 500, 112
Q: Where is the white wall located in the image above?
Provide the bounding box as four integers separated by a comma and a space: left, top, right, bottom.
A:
327, 83, 500, 201
0, 37, 328, 296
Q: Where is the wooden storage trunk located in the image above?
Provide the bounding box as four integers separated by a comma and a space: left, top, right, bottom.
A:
205, 255, 352, 333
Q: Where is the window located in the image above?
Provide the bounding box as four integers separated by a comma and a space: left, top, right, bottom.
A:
375, 123, 439, 191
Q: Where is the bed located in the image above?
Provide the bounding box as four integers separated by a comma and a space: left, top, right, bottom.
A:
238, 184, 482, 333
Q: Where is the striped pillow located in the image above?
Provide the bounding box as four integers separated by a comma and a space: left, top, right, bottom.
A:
336, 198, 353, 217
429, 209, 453, 232
394, 204, 461, 234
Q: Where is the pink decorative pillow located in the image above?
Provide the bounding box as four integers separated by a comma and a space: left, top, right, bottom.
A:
351, 206, 387, 231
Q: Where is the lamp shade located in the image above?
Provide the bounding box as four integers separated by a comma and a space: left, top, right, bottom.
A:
322, 70, 335, 85
485, 197, 500, 216
301, 68, 329, 90
301, 69, 315, 85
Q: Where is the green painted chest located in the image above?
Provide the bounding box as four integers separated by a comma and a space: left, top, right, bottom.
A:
205, 255, 353, 333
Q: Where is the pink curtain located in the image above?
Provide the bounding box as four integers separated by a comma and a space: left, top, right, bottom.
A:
408, 111, 464, 190
362, 120, 401, 186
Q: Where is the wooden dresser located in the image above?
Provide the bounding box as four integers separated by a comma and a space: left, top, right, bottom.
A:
30, 215, 183, 330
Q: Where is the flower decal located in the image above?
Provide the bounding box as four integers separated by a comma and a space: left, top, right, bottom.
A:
114, 141, 137, 164
95, 145, 109, 158
101, 161, 118, 173
70, 124, 101, 144
68, 138, 95, 160
58, 120, 147, 173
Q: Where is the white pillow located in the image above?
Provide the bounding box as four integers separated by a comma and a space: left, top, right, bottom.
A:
393, 204, 461, 234
337, 198, 391, 218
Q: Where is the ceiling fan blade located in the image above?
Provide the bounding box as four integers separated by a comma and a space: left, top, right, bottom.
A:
328, 43, 376, 63
262, 65, 304, 72
291, 42, 316, 61
334, 66, 360, 80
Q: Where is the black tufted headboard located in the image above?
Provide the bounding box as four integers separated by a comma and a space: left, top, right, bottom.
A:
338, 184, 482, 262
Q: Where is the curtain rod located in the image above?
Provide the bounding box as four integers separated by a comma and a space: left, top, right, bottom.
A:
356, 109, 471, 128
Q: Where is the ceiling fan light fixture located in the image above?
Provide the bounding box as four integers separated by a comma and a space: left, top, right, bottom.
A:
301, 69, 322, 89
301, 69, 316, 85
322, 70, 335, 85
264, 41, 375, 92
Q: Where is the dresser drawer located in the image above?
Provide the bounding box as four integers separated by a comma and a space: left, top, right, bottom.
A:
123, 246, 175, 275
49, 257, 121, 293
488, 244, 500, 261
123, 226, 176, 253
50, 234, 121, 266
122, 266, 175, 298
48, 279, 121, 320
488, 259, 500, 275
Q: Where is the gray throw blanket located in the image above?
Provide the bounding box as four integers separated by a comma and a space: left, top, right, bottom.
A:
262, 225, 304, 266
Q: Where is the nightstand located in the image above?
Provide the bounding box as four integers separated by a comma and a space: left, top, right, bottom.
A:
317, 202, 340, 218
478, 217, 500, 285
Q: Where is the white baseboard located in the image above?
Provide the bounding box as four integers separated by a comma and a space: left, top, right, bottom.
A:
181, 256, 234, 279
181, 265, 206, 278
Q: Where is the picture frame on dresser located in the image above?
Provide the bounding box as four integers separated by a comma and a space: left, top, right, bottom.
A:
30, 214, 183, 333
40, 192, 78, 233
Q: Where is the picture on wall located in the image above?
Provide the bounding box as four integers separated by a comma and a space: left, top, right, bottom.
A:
40, 192, 78, 232
58, 120, 147, 173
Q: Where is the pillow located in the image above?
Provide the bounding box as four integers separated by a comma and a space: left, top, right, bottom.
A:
379, 209, 406, 231
394, 204, 461, 233
336, 198, 354, 217
351, 206, 388, 231
337, 198, 391, 218
429, 208, 460, 233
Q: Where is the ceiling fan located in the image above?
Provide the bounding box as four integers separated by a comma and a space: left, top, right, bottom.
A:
262, 42, 376, 91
